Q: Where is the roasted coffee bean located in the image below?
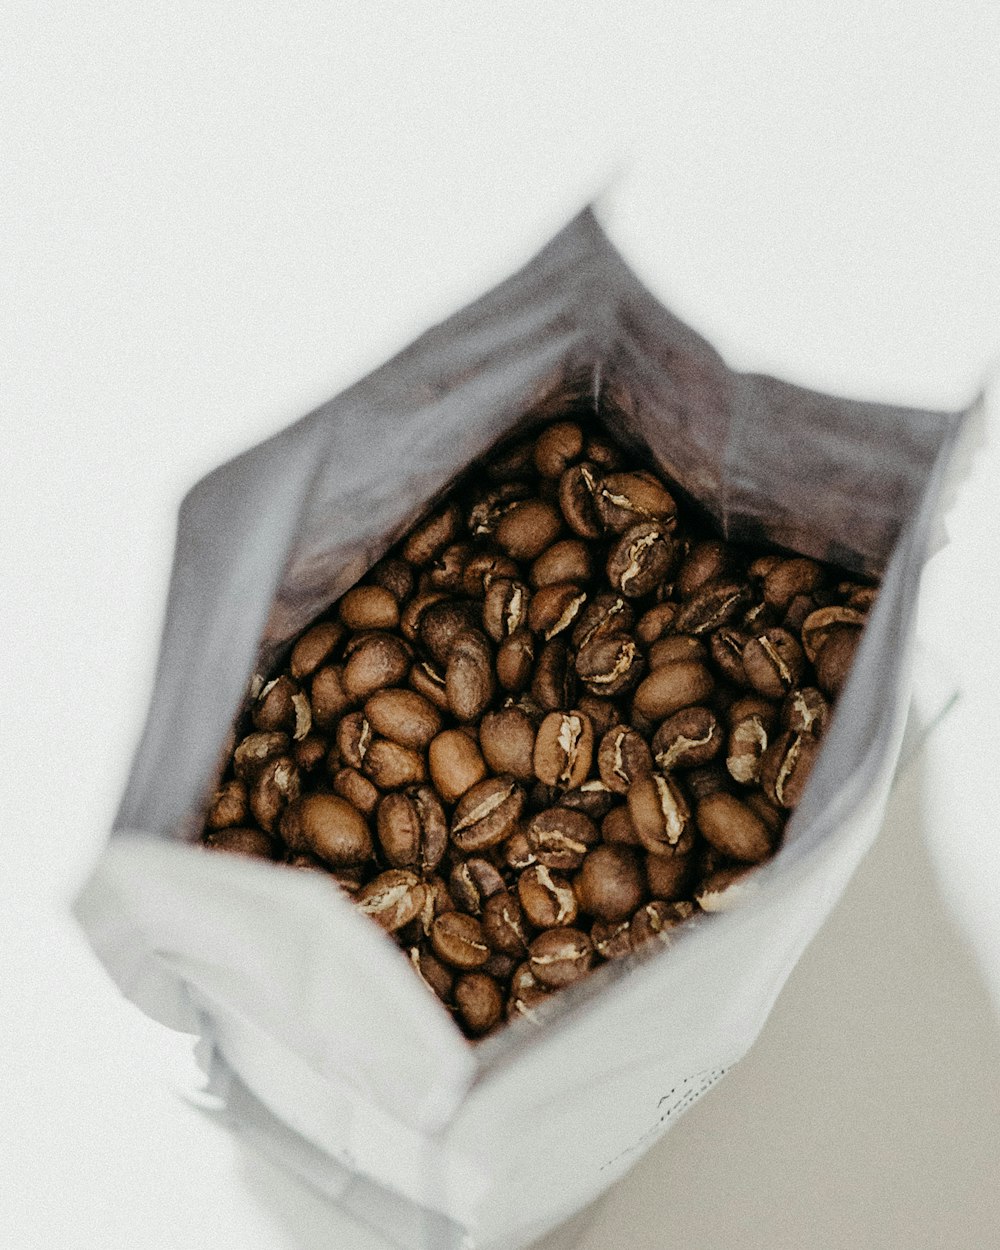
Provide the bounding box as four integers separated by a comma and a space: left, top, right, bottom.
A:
528, 582, 588, 640
782, 593, 817, 632
528, 928, 593, 988
482, 891, 531, 956
674, 581, 752, 636
518, 864, 579, 928
402, 501, 462, 566
571, 593, 634, 650
203, 826, 274, 858
760, 729, 821, 808
676, 540, 731, 599
558, 462, 603, 537
280, 792, 371, 865
420, 599, 480, 667
339, 585, 400, 631
530, 539, 592, 589
364, 688, 441, 751
648, 635, 707, 670
504, 830, 537, 871
342, 635, 410, 702
479, 707, 537, 782
431, 912, 491, 970
635, 602, 677, 646
409, 658, 451, 712
815, 628, 861, 696
630, 900, 694, 948
233, 731, 290, 781
462, 551, 520, 598
293, 733, 327, 773
497, 626, 536, 692
488, 437, 535, 481
376, 786, 447, 870
763, 557, 823, 611
591, 918, 634, 960
645, 850, 695, 901
627, 773, 693, 857
595, 471, 676, 533
651, 706, 723, 771
206, 778, 249, 830
400, 589, 448, 643
534, 420, 584, 478
506, 963, 551, 1021
696, 791, 774, 862
449, 857, 506, 914
527, 807, 599, 870
367, 556, 415, 604
575, 634, 644, 697
446, 629, 495, 722
482, 577, 531, 641
607, 521, 679, 598
533, 710, 594, 788
741, 627, 806, 699
467, 482, 532, 537
685, 765, 729, 801
695, 865, 758, 912
336, 711, 371, 770
455, 973, 504, 1035
781, 686, 829, 736
426, 542, 474, 593
726, 713, 770, 785
583, 432, 625, 471
290, 622, 345, 682
428, 729, 487, 803
362, 739, 426, 789
575, 846, 645, 922
358, 870, 427, 932
845, 584, 878, 612
331, 766, 379, 817
410, 946, 455, 1002
632, 660, 715, 720
709, 627, 752, 687
602, 804, 642, 847
451, 775, 526, 852
559, 780, 615, 821
250, 755, 301, 833
531, 639, 576, 710
597, 726, 653, 794
253, 675, 300, 734
496, 498, 563, 560
576, 694, 620, 738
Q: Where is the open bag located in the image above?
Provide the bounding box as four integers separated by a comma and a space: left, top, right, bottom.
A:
75, 209, 977, 1250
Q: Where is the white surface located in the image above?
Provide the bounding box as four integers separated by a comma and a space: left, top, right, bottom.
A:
3, 4, 999, 1248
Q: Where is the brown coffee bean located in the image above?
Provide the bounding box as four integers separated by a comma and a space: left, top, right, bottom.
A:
206, 778, 249, 830
781, 686, 829, 736
481, 890, 530, 956
402, 501, 462, 566
400, 589, 448, 643
674, 581, 752, 635
571, 593, 634, 650
482, 578, 531, 642
760, 729, 821, 808
280, 792, 371, 865
252, 675, 299, 734
336, 711, 371, 770
583, 432, 624, 470
409, 946, 454, 1002
506, 963, 551, 1021
528, 583, 588, 640
645, 851, 694, 901
233, 731, 290, 782
696, 791, 774, 863
534, 420, 584, 477
559, 780, 615, 821
364, 688, 441, 751
533, 710, 594, 788
462, 551, 520, 598
479, 707, 536, 782
454, 973, 503, 1035
419, 599, 480, 667
558, 462, 603, 537
648, 635, 707, 670
467, 482, 530, 537
409, 658, 451, 712
488, 436, 535, 481
431, 911, 491, 969
446, 629, 495, 723
575, 846, 645, 922
451, 775, 526, 852
815, 628, 861, 696
530, 539, 592, 589
651, 706, 723, 771
591, 918, 634, 960
367, 556, 415, 603
361, 739, 427, 789
575, 634, 645, 698
782, 593, 817, 632
496, 626, 535, 692
427, 542, 473, 593
602, 804, 642, 847
290, 622, 345, 682
250, 755, 301, 833
606, 521, 679, 598
726, 714, 770, 785
627, 773, 693, 856
358, 870, 427, 932
763, 557, 823, 611
496, 499, 563, 560
531, 639, 576, 710
203, 826, 274, 858
428, 729, 487, 803
676, 540, 731, 599
630, 900, 694, 948
632, 660, 715, 720
709, 627, 752, 687
338, 585, 400, 631
528, 928, 594, 988
518, 864, 579, 928
293, 733, 327, 773
845, 584, 878, 612
595, 470, 677, 533
742, 627, 806, 699
504, 830, 537, 871
526, 807, 599, 871
342, 636, 410, 702
449, 857, 505, 914
695, 865, 759, 912
635, 602, 677, 646
330, 766, 379, 817
597, 726, 653, 794
376, 786, 447, 870
576, 694, 620, 738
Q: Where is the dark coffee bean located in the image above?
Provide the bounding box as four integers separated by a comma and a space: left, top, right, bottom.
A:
531, 639, 576, 710
467, 482, 532, 537
635, 602, 677, 646
293, 733, 328, 773
601, 804, 642, 847
530, 539, 593, 589
253, 675, 300, 734
815, 628, 861, 696
676, 539, 731, 599
250, 756, 301, 834
361, 739, 427, 789
571, 593, 634, 650
401, 501, 463, 566
594, 471, 677, 533
205, 778, 248, 830
339, 585, 400, 631
203, 826, 274, 858
290, 622, 346, 682
741, 627, 806, 699
763, 557, 823, 611
367, 556, 415, 604
674, 581, 752, 636
528, 582, 588, 640
591, 918, 634, 960
400, 589, 448, 643
342, 635, 411, 702
534, 421, 584, 478
481, 891, 530, 956
427, 542, 474, 593
449, 857, 505, 914
558, 462, 603, 537
376, 786, 447, 871
648, 636, 707, 670
709, 627, 752, 687
409, 945, 454, 1002
645, 851, 694, 901
626, 773, 693, 857
497, 626, 536, 692
558, 780, 615, 821
233, 731, 290, 782
336, 711, 371, 770
695, 791, 774, 863
632, 660, 715, 720
331, 766, 379, 818
420, 599, 480, 667
576, 694, 620, 738
760, 729, 821, 808
462, 551, 520, 598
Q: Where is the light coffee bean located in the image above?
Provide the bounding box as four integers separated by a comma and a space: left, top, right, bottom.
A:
467, 482, 532, 536
695, 791, 774, 863
559, 780, 615, 821
400, 589, 448, 643
575, 846, 645, 922
479, 707, 537, 782
409, 658, 451, 712
233, 731, 290, 781
651, 706, 723, 771
431, 912, 491, 969
591, 918, 634, 960
330, 766, 379, 817
250, 756, 301, 833
481, 891, 530, 956
530, 539, 592, 589
409, 945, 454, 1002
428, 729, 487, 803
362, 739, 427, 789
496, 499, 563, 560
449, 857, 505, 914
597, 726, 653, 794
527, 807, 599, 870
630, 900, 694, 948
632, 660, 715, 720
455, 973, 504, 1035
709, 627, 752, 687
451, 775, 526, 852
726, 714, 770, 785
780, 686, 829, 736
741, 627, 806, 699
763, 557, 823, 611
496, 626, 536, 692
528, 928, 594, 988
760, 729, 821, 808
338, 585, 400, 631
533, 710, 594, 788
342, 636, 410, 702
336, 711, 371, 770
518, 864, 579, 928
534, 420, 584, 478
695, 865, 759, 912
627, 773, 693, 856
648, 635, 707, 670
290, 622, 345, 682
427, 542, 473, 593
364, 688, 441, 750
376, 786, 447, 870
358, 870, 427, 931
504, 830, 537, 871
205, 778, 248, 830
577, 694, 620, 738
281, 792, 371, 866
293, 733, 327, 773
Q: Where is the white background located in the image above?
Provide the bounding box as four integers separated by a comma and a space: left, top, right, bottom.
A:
3, 4, 1000, 1247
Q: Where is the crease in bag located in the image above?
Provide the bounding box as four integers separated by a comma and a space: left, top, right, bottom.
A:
74, 207, 978, 1250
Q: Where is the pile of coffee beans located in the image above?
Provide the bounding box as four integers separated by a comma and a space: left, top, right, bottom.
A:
202, 415, 876, 1039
